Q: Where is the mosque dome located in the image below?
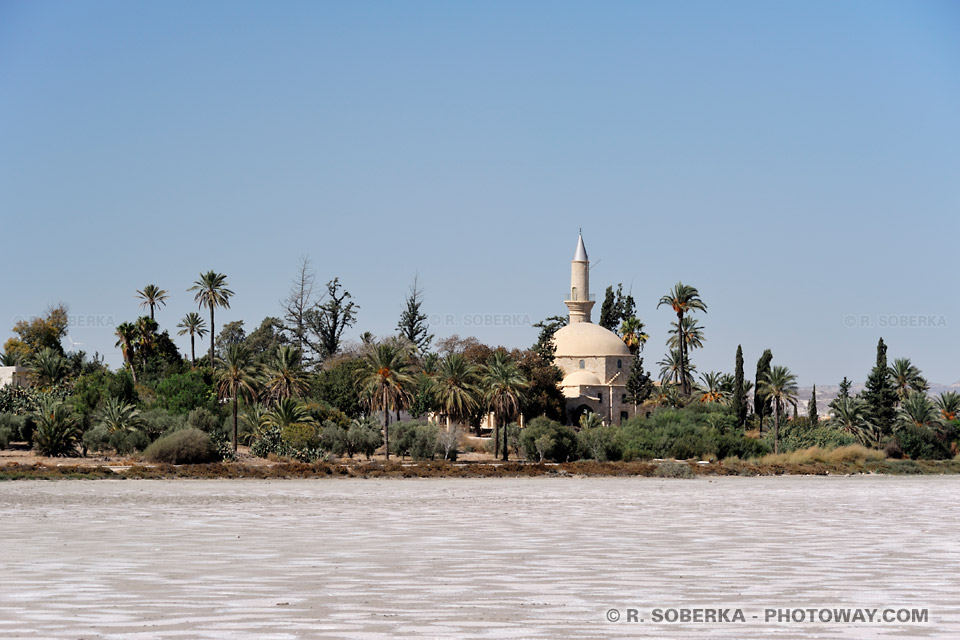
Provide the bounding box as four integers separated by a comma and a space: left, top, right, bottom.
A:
552, 322, 631, 358
561, 369, 602, 387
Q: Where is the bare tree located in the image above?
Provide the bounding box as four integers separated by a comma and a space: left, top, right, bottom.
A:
282, 256, 317, 357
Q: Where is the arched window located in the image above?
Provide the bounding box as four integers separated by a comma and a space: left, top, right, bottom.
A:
621, 394, 626, 403
617, 359, 622, 369
579, 359, 585, 369
598, 393, 603, 404
620, 411, 628, 423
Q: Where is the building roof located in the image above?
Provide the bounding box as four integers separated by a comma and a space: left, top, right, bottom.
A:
560, 369, 603, 387
573, 234, 588, 261
552, 322, 631, 358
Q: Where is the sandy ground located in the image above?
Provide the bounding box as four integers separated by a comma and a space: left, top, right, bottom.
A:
0, 476, 957, 639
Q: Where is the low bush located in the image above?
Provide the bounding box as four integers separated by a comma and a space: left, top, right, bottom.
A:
772, 420, 857, 453
652, 461, 696, 478
577, 425, 622, 462
520, 417, 577, 462
140, 409, 187, 439
894, 427, 952, 460
392, 421, 441, 461
757, 445, 885, 466
141, 428, 219, 464
0, 413, 25, 448
187, 407, 222, 434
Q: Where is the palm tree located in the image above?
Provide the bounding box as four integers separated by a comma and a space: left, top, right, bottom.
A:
134, 316, 159, 373
757, 365, 798, 454
217, 344, 260, 453
189, 271, 234, 367
657, 283, 707, 396
889, 358, 928, 403
667, 316, 705, 352
28, 348, 68, 388
482, 355, 528, 461
358, 342, 413, 459
263, 346, 311, 403
698, 371, 726, 404
32, 398, 80, 457
619, 316, 649, 354
433, 354, 480, 429
177, 312, 208, 367
0, 351, 22, 366
657, 349, 695, 389
829, 395, 879, 447
263, 397, 315, 430
935, 391, 960, 422
239, 402, 270, 446
897, 391, 942, 431
114, 322, 139, 385
96, 397, 143, 433
579, 411, 602, 429
136, 284, 169, 320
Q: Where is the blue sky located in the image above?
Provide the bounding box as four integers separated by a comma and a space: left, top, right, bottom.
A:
1, 0, 958, 386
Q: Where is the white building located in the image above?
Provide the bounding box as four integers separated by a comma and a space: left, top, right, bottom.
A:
552, 234, 634, 426
0, 366, 29, 388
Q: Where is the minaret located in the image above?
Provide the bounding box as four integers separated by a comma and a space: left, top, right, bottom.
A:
565, 233, 594, 323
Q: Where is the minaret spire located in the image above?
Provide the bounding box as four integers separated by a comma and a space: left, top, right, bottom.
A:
565, 232, 594, 323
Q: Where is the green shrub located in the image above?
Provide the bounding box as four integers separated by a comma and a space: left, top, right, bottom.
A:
895, 427, 952, 460
484, 423, 521, 458
140, 408, 187, 439
141, 428, 219, 464
187, 407, 221, 434
577, 425, 623, 461
82, 425, 112, 454
110, 430, 150, 455
772, 419, 856, 453
154, 370, 216, 414
320, 420, 350, 457
347, 417, 382, 459
251, 424, 285, 459
520, 417, 578, 462
0, 413, 25, 448
392, 421, 439, 460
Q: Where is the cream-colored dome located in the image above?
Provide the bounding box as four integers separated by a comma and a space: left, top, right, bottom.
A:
561, 370, 602, 387
553, 322, 631, 358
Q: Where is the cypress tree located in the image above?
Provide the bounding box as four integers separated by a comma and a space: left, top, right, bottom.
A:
732, 345, 746, 428
625, 354, 653, 412
808, 384, 818, 424
754, 349, 773, 429
863, 338, 897, 435
598, 286, 618, 331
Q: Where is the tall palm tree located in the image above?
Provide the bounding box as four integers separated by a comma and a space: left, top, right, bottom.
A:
889, 358, 928, 403
657, 283, 707, 396
189, 271, 234, 367
432, 354, 480, 428
619, 316, 649, 354
667, 316, 705, 352
136, 284, 169, 320
263, 346, 311, 403
897, 391, 942, 431
134, 316, 159, 373
177, 312, 208, 367
358, 342, 413, 459
935, 391, 960, 422
114, 322, 139, 385
482, 355, 528, 461
757, 365, 798, 454
217, 344, 260, 453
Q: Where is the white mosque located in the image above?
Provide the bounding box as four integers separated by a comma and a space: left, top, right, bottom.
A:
552, 234, 634, 426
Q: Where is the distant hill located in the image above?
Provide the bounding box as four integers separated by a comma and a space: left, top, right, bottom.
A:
790, 380, 960, 418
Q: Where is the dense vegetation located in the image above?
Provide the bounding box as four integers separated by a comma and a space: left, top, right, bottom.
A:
1, 269, 956, 468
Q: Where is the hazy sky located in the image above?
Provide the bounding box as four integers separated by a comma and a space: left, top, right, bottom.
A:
1, 0, 958, 386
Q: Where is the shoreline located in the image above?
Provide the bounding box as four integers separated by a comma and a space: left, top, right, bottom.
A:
3, 457, 959, 480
